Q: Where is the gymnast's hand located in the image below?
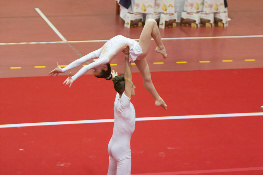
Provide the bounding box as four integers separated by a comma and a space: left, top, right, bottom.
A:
111, 70, 118, 78
49, 62, 63, 76
122, 46, 129, 55
63, 73, 73, 88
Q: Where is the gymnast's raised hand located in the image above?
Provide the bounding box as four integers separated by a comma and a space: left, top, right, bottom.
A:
49, 62, 63, 76
111, 70, 118, 79
63, 73, 73, 88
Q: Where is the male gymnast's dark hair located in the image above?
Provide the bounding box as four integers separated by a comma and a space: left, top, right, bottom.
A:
112, 74, 125, 94
95, 63, 112, 80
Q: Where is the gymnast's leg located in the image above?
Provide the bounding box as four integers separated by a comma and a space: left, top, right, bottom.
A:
135, 59, 167, 110
107, 156, 117, 175
138, 19, 167, 58
136, 19, 167, 110
116, 156, 131, 175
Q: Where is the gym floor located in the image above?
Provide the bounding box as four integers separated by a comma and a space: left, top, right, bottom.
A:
1, 0, 263, 174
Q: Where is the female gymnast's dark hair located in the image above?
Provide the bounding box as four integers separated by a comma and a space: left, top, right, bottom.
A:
95, 63, 112, 80
112, 74, 125, 94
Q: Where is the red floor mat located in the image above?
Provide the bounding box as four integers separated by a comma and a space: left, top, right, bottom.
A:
1, 68, 263, 174
1, 68, 263, 124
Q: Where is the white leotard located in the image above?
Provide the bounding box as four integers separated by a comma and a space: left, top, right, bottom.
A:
61, 35, 142, 82
107, 92, 135, 175
103, 35, 143, 62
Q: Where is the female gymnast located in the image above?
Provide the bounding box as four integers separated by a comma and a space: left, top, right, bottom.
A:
107, 55, 135, 175
49, 19, 167, 110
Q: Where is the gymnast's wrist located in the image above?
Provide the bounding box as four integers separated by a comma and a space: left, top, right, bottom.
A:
61, 68, 66, 73
71, 75, 77, 82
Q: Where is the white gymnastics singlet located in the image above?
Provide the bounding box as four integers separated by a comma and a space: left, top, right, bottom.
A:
103, 35, 143, 62
107, 92, 135, 175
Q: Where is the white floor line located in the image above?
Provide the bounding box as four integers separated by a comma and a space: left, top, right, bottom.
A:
35, 8, 67, 42
161, 34, 263, 40
1, 34, 263, 45
132, 166, 263, 175
0, 112, 262, 129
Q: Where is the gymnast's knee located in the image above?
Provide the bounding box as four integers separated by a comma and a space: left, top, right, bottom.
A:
143, 73, 152, 84
146, 18, 157, 26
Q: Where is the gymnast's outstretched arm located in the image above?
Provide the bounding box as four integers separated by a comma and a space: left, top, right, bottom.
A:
62, 48, 102, 72
71, 55, 110, 81
63, 54, 110, 87
63, 43, 128, 75
49, 48, 102, 76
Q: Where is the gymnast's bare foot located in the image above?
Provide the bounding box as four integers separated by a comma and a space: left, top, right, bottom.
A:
155, 98, 167, 110
155, 46, 167, 59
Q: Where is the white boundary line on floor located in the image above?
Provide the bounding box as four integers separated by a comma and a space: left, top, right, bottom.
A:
1, 35, 263, 45
35, 8, 67, 42
0, 112, 262, 129
132, 166, 263, 175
